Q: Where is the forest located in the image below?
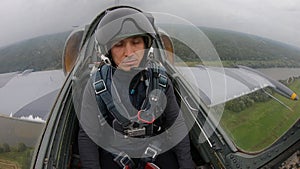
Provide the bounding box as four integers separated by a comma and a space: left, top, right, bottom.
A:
0, 25, 300, 74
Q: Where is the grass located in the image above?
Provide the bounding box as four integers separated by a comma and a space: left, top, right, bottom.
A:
0, 159, 20, 169
0, 148, 33, 169
220, 79, 300, 152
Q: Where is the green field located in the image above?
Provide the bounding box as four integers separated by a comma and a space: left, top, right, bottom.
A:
220, 78, 300, 152
0, 159, 20, 169
0, 148, 33, 169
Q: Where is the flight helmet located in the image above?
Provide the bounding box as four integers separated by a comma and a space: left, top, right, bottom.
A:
94, 6, 158, 63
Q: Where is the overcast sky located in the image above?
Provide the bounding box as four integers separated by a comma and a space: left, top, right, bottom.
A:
0, 0, 299, 48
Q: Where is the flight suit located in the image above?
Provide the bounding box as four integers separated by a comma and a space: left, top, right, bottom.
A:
78, 68, 195, 169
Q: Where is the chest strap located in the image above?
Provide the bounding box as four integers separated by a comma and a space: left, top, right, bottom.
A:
93, 64, 132, 127
92, 63, 168, 130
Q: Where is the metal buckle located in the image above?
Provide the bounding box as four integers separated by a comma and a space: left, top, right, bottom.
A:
158, 74, 167, 88
93, 79, 106, 94
114, 152, 133, 168
144, 146, 158, 159
124, 127, 146, 137
120, 154, 131, 167
97, 115, 107, 126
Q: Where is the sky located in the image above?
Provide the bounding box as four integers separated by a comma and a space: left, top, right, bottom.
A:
0, 0, 299, 48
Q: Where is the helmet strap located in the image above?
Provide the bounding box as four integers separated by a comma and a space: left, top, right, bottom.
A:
95, 37, 112, 65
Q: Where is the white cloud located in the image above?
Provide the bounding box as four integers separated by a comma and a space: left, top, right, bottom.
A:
0, 0, 109, 46
0, 0, 299, 48
20, 115, 45, 123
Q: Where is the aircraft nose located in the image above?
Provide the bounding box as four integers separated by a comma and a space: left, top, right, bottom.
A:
291, 92, 298, 100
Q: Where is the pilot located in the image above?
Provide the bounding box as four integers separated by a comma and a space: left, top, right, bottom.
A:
77, 6, 195, 169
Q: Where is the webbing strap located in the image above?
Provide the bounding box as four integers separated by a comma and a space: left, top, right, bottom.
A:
148, 62, 167, 92
93, 65, 131, 127
92, 62, 167, 128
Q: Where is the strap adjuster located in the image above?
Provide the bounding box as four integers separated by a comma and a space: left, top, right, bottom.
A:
158, 74, 167, 88
120, 154, 131, 167
97, 114, 107, 126
124, 127, 146, 137
144, 146, 158, 159
114, 152, 134, 168
93, 79, 107, 94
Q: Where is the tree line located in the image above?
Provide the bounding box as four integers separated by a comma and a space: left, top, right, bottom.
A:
0, 142, 28, 153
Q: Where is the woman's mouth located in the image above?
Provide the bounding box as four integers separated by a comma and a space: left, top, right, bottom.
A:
122, 59, 138, 66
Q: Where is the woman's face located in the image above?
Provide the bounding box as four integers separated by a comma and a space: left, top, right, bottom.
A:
110, 36, 145, 71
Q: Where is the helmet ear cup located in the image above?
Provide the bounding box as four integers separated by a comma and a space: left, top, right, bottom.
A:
143, 35, 153, 48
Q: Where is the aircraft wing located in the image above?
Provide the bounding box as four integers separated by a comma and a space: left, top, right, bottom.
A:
177, 65, 298, 107
0, 70, 65, 120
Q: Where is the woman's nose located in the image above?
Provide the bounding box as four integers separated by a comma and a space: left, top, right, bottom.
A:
124, 44, 134, 57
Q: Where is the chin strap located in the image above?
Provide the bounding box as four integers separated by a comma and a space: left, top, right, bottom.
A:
100, 54, 111, 65
95, 37, 112, 65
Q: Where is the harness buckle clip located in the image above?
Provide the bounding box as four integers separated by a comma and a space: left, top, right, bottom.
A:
124, 127, 146, 137
120, 154, 131, 167
144, 146, 159, 159
114, 152, 135, 168
93, 79, 107, 94
158, 74, 167, 88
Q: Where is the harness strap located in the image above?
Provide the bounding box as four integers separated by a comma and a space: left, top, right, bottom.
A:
144, 163, 160, 169
91, 62, 167, 169
148, 62, 167, 92
92, 62, 168, 130
93, 65, 132, 127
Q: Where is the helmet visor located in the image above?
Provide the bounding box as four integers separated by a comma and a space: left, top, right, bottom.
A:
95, 12, 156, 46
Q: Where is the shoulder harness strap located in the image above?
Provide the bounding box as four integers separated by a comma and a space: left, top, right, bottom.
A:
92, 64, 132, 127
91, 62, 168, 129
148, 61, 168, 93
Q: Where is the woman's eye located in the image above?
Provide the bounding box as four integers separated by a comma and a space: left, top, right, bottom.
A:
133, 39, 142, 44
114, 42, 123, 47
